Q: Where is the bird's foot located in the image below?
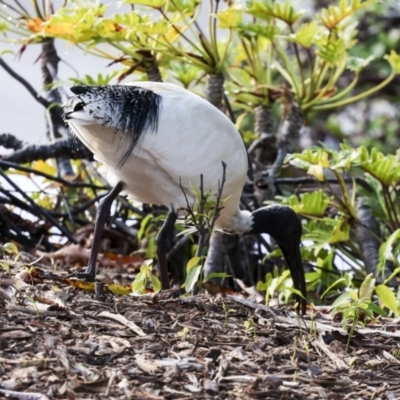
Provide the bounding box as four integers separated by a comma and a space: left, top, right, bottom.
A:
68, 269, 95, 282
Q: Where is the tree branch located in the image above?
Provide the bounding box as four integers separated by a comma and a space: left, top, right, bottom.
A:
0, 58, 51, 108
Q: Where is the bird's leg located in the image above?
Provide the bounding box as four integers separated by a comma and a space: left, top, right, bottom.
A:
75, 181, 125, 281
155, 209, 177, 289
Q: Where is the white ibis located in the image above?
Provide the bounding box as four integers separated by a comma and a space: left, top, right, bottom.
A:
63, 82, 307, 313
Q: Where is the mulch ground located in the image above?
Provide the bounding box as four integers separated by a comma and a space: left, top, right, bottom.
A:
1, 253, 400, 400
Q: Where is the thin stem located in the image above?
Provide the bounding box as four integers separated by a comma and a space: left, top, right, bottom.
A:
240, 38, 256, 77
0, 160, 106, 190
0, 58, 51, 108
313, 73, 395, 111
12, 0, 30, 16
0, 168, 76, 243
266, 42, 273, 86
31, 0, 43, 20
303, 73, 359, 110
289, 25, 305, 99
207, 161, 227, 231
305, 48, 314, 98
0, 0, 27, 17
383, 186, 399, 230
159, 8, 208, 58
303, 63, 340, 110
273, 40, 301, 97
170, 0, 202, 43
218, 28, 231, 69
212, 0, 219, 59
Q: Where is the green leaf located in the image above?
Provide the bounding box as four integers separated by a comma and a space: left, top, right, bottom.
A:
356, 147, 400, 186
276, 269, 291, 288
383, 267, 400, 286
331, 291, 351, 309
321, 277, 345, 299
375, 284, 399, 316
288, 21, 322, 49
216, 5, 243, 29
246, 0, 303, 25
384, 50, 400, 75
367, 302, 387, 317
238, 23, 280, 40
124, 0, 166, 8
317, 0, 375, 30
378, 229, 400, 271
316, 36, 346, 66
2, 243, 19, 255
204, 272, 231, 280
138, 214, 153, 240
187, 256, 201, 271
330, 219, 350, 243
184, 263, 201, 292
346, 55, 375, 73
287, 190, 329, 217
358, 274, 375, 301
132, 271, 146, 293
151, 275, 161, 292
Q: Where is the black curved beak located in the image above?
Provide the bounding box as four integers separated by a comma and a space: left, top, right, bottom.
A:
278, 240, 307, 314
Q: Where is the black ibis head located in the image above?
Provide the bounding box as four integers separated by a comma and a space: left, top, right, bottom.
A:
249, 205, 307, 314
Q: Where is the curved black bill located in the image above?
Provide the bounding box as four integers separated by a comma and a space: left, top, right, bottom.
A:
279, 243, 307, 314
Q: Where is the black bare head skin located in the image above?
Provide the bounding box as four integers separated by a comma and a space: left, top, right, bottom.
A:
249, 205, 306, 314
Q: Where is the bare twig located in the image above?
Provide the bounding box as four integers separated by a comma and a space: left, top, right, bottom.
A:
0, 168, 76, 243
0, 160, 106, 190
0, 138, 92, 165
0, 58, 51, 108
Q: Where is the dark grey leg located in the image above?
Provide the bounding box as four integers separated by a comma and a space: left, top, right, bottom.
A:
155, 210, 177, 289
75, 181, 125, 281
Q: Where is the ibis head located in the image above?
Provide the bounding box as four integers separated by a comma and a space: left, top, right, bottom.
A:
248, 205, 306, 314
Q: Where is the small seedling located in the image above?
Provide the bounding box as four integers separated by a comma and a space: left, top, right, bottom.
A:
132, 260, 161, 294
222, 302, 236, 329
243, 318, 258, 342
1, 242, 20, 275
177, 326, 190, 340
330, 274, 397, 351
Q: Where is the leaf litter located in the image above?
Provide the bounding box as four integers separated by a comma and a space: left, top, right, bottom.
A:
0, 253, 400, 399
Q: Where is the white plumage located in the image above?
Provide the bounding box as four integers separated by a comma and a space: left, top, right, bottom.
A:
64, 81, 307, 313
68, 82, 250, 232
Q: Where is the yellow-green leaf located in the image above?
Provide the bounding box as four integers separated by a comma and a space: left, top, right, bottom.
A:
124, 0, 166, 8
184, 263, 201, 292
2, 242, 19, 255
375, 284, 399, 316
32, 160, 57, 176
187, 256, 201, 271
384, 50, 400, 75
358, 274, 375, 301
289, 21, 322, 48
307, 164, 325, 181
216, 6, 243, 29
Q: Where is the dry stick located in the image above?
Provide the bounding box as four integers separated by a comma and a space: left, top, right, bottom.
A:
180, 162, 227, 259
0, 189, 105, 219
0, 168, 76, 243
0, 138, 86, 164
0, 133, 25, 150
0, 58, 51, 108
